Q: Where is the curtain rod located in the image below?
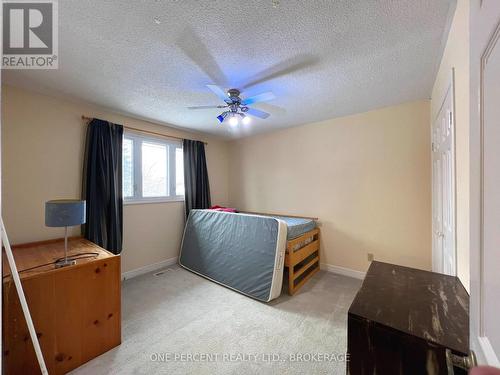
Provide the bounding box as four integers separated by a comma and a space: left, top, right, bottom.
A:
81, 115, 207, 145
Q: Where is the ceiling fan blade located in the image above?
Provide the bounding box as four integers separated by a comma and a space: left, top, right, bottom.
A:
246, 107, 271, 119
256, 103, 287, 115
176, 27, 228, 86
187, 105, 226, 110
206, 84, 230, 103
241, 54, 319, 89
242, 92, 276, 106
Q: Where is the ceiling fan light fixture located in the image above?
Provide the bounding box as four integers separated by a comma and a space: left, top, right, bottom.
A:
197, 85, 273, 124
229, 115, 239, 126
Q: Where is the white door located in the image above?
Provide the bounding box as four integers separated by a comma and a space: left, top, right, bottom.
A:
470, 0, 500, 366
432, 77, 456, 276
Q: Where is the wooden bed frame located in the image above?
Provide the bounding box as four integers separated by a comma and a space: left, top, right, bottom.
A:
285, 228, 320, 295
242, 211, 320, 295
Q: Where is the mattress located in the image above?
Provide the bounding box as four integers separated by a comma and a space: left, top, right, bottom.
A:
179, 209, 287, 302
269, 216, 317, 240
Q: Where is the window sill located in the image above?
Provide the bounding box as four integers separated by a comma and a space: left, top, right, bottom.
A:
124, 197, 185, 206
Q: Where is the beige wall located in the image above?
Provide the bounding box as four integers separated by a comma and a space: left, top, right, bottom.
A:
2, 86, 435, 276
228, 101, 432, 273
1, 85, 230, 273
431, 0, 470, 291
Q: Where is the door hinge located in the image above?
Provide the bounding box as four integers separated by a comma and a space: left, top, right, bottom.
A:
432, 142, 437, 152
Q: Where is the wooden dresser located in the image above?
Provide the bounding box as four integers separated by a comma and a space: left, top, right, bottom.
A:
2, 237, 121, 374
347, 261, 469, 375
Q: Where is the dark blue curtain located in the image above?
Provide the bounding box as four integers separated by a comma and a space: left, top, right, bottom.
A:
183, 139, 211, 218
83, 119, 123, 254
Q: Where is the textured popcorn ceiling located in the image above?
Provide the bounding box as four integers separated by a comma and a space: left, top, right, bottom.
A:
4, 0, 456, 139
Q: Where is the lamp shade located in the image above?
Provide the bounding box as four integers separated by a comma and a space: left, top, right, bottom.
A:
45, 200, 86, 227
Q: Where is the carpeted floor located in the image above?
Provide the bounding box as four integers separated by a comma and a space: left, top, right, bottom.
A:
70, 265, 361, 375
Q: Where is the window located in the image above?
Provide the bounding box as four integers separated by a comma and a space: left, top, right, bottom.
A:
122, 132, 184, 203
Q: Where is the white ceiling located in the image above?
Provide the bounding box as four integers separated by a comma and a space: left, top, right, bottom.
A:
4, 0, 456, 139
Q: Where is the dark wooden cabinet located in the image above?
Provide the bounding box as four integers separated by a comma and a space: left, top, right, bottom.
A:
3, 238, 121, 374
347, 261, 469, 375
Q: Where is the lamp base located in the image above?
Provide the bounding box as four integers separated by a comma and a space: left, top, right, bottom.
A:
55, 258, 76, 268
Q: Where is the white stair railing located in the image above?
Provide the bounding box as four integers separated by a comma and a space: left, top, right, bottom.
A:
1, 218, 48, 375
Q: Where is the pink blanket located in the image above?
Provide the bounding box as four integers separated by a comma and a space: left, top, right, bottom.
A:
209, 205, 237, 213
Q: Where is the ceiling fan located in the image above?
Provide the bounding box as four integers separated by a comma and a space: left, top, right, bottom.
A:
188, 85, 276, 126
177, 27, 318, 126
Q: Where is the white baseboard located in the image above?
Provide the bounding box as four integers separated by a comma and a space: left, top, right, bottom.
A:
476, 336, 500, 366
122, 259, 364, 281
321, 262, 366, 280
122, 257, 178, 281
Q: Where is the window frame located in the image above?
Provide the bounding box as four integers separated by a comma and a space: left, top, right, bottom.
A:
123, 131, 184, 205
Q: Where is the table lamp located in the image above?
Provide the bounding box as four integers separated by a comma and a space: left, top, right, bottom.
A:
45, 199, 86, 268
